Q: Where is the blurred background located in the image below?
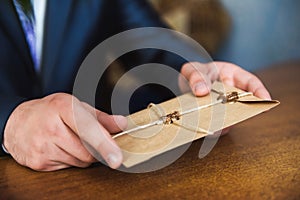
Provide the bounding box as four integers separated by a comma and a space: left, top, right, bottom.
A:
150, 0, 300, 71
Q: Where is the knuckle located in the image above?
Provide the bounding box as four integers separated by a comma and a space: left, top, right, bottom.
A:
181, 62, 190, 71
76, 160, 92, 168
32, 140, 50, 158
28, 156, 47, 171
82, 153, 95, 163
181, 62, 196, 73
47, 93, 74, 110
32, 137, 44, 152
79, 163, 92, 168
44, 121, 61, 137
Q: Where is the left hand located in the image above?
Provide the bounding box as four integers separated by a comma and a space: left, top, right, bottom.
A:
179, 61, 271, 135
179, 61, 271, 100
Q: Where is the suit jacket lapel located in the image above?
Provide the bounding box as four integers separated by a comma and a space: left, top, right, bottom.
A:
41, 0, 73, 92
0, 1, 34, 73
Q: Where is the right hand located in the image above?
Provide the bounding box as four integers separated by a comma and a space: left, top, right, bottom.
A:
3, 93, 127, 171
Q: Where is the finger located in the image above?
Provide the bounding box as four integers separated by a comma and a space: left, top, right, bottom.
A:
254, 87, 272, 100
181, 62, 210, 78
180, 62, 213, 96
38, 163, 71, 172
51, 144, 94, 168
60, 97, 123, 169
81, 102, 127, 133
233, 72, 271, 100
25, 147, 74, 171
221, 127, 231, 135
28, 143, 92, 171
178, 72, 191, 93
216, 62, 271, 100
54, 119, 97, 164
41, 155, 91, 172
97, 112, 127, 133
188, 71, 211, 96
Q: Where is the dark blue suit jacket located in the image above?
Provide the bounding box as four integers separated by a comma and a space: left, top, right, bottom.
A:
0, 0, 205, 155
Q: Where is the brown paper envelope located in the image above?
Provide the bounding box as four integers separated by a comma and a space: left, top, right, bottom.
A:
114, 81, 280, 168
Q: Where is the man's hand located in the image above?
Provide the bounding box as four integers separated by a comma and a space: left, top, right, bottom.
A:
3, 93, 127, 171
179, 61, 271, 135
179, 61, 271, 99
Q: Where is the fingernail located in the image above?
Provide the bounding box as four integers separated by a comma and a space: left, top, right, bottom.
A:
106, 153, 121, 169
114, 115, 128, 131
194, 82, 208, 95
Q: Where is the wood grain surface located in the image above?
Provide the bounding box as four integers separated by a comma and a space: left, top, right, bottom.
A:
0, 61, 299, 200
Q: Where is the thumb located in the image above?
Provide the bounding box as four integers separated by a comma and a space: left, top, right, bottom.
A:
192, 80, 211, 97
180, 62, 214, 97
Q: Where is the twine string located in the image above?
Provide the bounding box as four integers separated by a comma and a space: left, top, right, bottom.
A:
112, 90, 252, 139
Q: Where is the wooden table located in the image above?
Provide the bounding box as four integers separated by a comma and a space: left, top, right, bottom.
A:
1, 61, 299, 200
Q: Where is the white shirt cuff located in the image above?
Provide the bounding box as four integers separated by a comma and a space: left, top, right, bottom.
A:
2, 143, 9, 154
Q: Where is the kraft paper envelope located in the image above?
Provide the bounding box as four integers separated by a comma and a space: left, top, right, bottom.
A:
114, 81, 279, 168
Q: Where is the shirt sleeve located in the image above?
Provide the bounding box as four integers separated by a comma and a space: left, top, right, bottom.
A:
2, 144, 9, 154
